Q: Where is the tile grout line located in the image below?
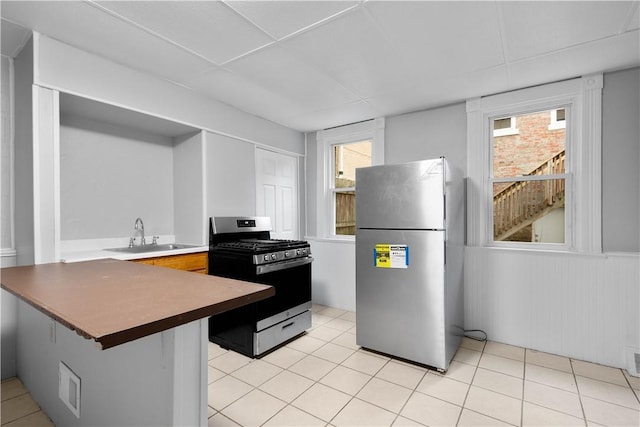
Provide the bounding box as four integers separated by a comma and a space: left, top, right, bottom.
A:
622, 369, 640, 405
324, 351, 394, 426
210, 317, 364, 426
384, 362, 430, 427
569, 358, 590, 427
454, 339, 485, 426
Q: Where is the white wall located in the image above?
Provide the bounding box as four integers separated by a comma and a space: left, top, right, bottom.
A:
13, 36, 33, 266
205, 131, 257, 218
465, 248, 639, 370
384, 102, 467, 169
602, 67, 640, 252
1, 54, 18, 380
173, 131, 206, 245
307, 238, 356, 311
60, 115, 175, 240
1, 56, 13, 251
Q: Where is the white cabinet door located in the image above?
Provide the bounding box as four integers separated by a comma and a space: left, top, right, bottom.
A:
255, 148, 298, 240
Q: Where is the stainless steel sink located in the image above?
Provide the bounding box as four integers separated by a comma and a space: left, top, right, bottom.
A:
105, 243, 200, 254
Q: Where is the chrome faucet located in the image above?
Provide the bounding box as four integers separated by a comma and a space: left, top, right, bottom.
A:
130, 217, 146, 247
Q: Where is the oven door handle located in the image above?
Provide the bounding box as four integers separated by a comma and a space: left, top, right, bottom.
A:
256, 257, 314, 275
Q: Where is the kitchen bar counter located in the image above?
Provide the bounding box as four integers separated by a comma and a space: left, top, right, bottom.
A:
2, 259, 274, 426
1, 258, 273, 349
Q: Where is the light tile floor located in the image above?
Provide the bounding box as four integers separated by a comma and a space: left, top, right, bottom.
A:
208, 304, 640, 427
1, 377, 54, 426
2, 304, 639, 426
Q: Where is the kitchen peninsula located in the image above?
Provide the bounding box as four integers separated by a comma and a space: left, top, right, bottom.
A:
1, 259, 274, 426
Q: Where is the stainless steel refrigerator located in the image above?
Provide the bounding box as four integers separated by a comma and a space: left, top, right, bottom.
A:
355, 157, 464, 371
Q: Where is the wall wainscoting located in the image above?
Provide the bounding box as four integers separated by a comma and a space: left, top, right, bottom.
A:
465, 246, 639, 372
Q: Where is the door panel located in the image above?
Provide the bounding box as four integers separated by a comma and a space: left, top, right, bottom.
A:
356, 228, 446, 367
256, 148, 298, 240
356, 159, 444, 230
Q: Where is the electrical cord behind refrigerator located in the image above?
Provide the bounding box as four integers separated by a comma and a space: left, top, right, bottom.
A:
464, 329, 488, 342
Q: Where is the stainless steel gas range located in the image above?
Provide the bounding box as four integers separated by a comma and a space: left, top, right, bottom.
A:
208, 216, 313, 357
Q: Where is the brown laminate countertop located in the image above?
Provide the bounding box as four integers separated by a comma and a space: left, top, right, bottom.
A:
0, 259, 274, 349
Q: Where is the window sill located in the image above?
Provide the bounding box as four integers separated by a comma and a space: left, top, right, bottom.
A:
305, 236, 355, 244
471, 244, 606, 258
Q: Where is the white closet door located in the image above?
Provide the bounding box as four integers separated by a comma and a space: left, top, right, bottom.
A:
255, 148, 298, 240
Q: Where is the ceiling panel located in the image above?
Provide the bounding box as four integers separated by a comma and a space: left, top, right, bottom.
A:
506, 29, 640, 90
186, 67, 304, 127
94, 1, 274, 65
281, 8, 420, 99
366, 64, 510, 118
500, 1, 634, 62
224, 44, 360, 112
0, 18, 31, 57
364, 1, 505, 78
224, 0, 359, 40
286, 99, 381, 132
626, 3, 640, 31
1, 1, 639, 133
1, 1, 214, 83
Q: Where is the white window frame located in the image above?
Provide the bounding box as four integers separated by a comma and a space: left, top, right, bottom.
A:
316, 118, 385, 240
548, 108, 567, 130
492, 116, 519, 137
466, 75, 602, 253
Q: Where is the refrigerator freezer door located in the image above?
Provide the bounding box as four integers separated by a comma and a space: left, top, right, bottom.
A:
356, 159, 444, 230
356, 228, 446, 368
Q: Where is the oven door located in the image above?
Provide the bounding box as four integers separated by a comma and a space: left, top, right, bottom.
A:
253, 257, 312, 324
208, 254, 313, 325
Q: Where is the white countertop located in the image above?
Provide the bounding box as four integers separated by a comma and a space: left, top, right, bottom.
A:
60, 237, 208, 263
61, 245, 208, 263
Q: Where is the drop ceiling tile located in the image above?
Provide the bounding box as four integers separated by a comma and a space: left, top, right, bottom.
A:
626, 3, 640, 31
0, 18, 32, 57
286, 100, 381, 133
95, 1, 274, 64
224, 0, 359, 40
2, 1, 213, 82
507, 30, 640, 90
281, 8, 418, 99
225, 44, 360, 112
186, 68, 306, 129
364, 1, 505, 76
366, 65, 510, 118
500, 1, 634, 62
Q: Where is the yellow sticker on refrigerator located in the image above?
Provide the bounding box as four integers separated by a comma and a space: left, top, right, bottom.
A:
374, 244, 408, 269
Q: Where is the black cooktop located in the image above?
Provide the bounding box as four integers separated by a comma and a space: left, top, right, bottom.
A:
213, 238, 309, 254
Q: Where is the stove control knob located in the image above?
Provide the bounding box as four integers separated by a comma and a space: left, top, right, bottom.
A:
263, 255, 269, 261
296, 249, 302, 255
271, 253, 277, 260
284, 251, 290, 257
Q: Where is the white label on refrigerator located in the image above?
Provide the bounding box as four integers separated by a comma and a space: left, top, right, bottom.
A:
374, 244, 408, 269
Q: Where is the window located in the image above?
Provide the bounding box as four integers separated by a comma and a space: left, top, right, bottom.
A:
549, 108, 567, 130
332, 141, 371, 235
316, 119, 385, 238
492, 116, 519, 137
492, 109, 568, 244
466, 75, 603, 253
